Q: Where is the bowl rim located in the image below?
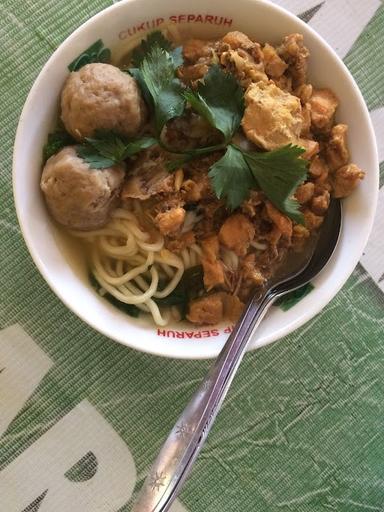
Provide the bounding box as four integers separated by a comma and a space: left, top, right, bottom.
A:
13, 0, 379, 359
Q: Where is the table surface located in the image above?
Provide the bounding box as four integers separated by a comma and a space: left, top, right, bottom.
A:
1, 1, 384, 511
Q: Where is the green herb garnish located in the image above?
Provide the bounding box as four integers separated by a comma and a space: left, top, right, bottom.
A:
170, 46, 184, 68
128, 33, 185, 135
89, 273, 140, 318
208, 143, 307, 222
68, 39, 111, 72
103, 293, 141, 318
208, 145, 254, 210
184, 65, 244, 143
131, 31, 172, 67
128, 67, 153, 110
131, 30, 183, 68
76, 132, 157, 169
140, 45, 185, 134
276, 283, 314, 311
43, 130, 75, 162
154, 265, 204, 318
243, 144, 308, 223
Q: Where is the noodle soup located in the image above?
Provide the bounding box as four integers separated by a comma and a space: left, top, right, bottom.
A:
39, 28, 364, 329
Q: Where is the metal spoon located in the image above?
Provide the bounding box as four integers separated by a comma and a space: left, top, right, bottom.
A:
133, 199, 342, 512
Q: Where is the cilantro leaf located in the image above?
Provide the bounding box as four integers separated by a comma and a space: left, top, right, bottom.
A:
208, 144, 308, 220
84, 132, 128, 161
68, 39, 111, 72
131, 30, 183, 68
242, 144, 308, 223
76, 132, 157, 169
183, 65, 244, 143
170, 46, 184, 68
128, 68, 153, 109
140, 45, 185, 134
122, 136, 158, 157
76, 146, 116, 169
131, 31, 172, 67
208, 145, 254, 210
43, 130, 75, 162
103, 292, 141, 317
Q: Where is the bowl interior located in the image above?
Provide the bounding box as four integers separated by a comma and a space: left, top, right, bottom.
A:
13, 0, 378, 359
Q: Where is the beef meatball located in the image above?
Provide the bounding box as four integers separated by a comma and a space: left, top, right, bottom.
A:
61, 63, 147, 141
40, 146, 125, 230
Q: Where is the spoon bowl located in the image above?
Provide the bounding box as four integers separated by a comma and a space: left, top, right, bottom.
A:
271, 198, 342, 296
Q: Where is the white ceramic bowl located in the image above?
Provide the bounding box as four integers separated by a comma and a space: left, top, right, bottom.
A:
13, 0, 378, 359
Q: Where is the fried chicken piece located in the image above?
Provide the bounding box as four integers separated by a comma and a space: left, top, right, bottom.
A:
265, 202, 293, 239
187, 293, 224, 325
182, 152, 220, 202
178, 39, 216, 86
181, 179, 211, 203
154, 206, 186, 236
219, 214, 255, 256
292, 223, 311, 251
263, 43, 288, 78
241, 190, 264, 217
221, 293, 245, 323
278, 33, 310, 87
309, 89, 338, 133
331, 164, 365, 198
220, 48, 268, 87
299, 138, 320, 160
325, 124, 350, 171
266, 225, 283, 250
183, 39, 214, 62
309, 156, 329, 178
311, 190, 330, 215
201, 236, 225, 290
295, 182, 315, 204
241, 253, 266, 287
294, 84, 313, 104
218, 32, 268, 86
303, 209, 324, 230
300, 103, 312, 137
187, 291, 244, 325
177, 63, 209, 86
222, 31, 255, 51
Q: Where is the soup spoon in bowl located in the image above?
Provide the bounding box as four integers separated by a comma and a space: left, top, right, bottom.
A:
133, 199, 342, 512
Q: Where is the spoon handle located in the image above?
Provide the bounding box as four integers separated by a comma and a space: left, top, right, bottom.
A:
133, 289, 276, 512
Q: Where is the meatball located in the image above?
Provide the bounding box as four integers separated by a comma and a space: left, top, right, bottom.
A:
61, 63, 147, 141
40, 146, 125, 230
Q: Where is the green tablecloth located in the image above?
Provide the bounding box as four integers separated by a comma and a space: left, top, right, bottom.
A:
1, 1, 384, 510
